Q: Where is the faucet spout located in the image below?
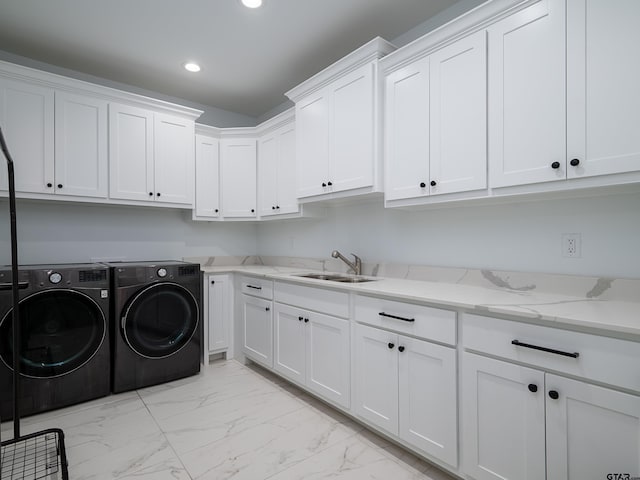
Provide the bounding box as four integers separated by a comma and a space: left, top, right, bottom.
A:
331, 250, 362, 275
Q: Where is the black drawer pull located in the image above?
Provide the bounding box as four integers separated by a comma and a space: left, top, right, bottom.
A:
511, 340, 579, 358
246, 285, 262, 290
0, 281, 29, 291
378, 312, 415, 323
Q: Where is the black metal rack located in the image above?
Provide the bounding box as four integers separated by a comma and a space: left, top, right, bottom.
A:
0, 127, 69, 480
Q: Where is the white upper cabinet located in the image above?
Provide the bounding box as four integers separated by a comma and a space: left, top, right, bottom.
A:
566, 0, 640, 179
384, 30, 486, 203
220, 137, 257, 218
194, 132, 220, 219
109, 104, 195, 205
109, 103, 154, 201
0, 77, 54, 193
54, 92, 108, 198
258, 115, 299, 217
488, 0, 566, 188
286, 37, 396, 201
153, 113, 194, 205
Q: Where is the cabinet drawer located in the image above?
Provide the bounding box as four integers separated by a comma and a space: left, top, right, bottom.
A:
354, 295, 456, 346
274, 281, 349, 318
240, 276, 273, 299
463, 313, 640, 393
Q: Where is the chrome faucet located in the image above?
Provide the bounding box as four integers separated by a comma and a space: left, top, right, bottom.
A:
331, 250, 362, 276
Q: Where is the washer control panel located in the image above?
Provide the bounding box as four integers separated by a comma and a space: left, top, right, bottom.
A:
49, 272, 62, 284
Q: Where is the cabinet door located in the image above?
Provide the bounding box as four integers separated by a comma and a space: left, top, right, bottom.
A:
295, 92, 329, 198
430, 31, 486, 195
273, 303, 306, 384
154, 114, 194, 205
488, 0, 566, 188
207, 275, 230, 353
329, 63, 375, 193
306, 312, 350, 409
258, 133, 279, 216
567, 0, 640, 178
241, 294, 273, 368
546, 374, 640, 480
354, 323, 398, 435
275, 124, 298, 215
194, 134, 220, 218
384, 57, 430, 201
462, 352, 545, 480
54, 92, 108, 198
0, 78, 54, 193
109, 103, 154, 201
220, 138, 257, 217
398, 336, 457, 468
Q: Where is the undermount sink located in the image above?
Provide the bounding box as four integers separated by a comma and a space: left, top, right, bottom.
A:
296, 273, 375, 283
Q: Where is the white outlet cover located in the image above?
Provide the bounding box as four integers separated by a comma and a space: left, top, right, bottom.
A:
562, 233, 582, 258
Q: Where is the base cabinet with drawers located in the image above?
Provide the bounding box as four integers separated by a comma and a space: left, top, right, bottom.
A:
462, 313, 640, 480
353, 295, 458, 469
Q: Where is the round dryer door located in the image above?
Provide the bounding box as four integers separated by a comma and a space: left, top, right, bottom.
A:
0, 290, 106, 378
122, 283, 199, 359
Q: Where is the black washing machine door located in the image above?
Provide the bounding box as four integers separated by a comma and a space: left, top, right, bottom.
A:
122, 282, 199, 359
0, 290, 106, 378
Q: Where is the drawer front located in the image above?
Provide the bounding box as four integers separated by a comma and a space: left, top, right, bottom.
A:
463, 313, 640, 393
274, 281, 349, 318
240, 276, 273, 299
355, 294, 456, 346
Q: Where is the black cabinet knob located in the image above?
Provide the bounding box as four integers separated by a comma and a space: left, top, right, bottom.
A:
570, 158, 580, 167
322, 182, 327, 187
47, 183, 53, 188
298, 316, 303, 321
388, 342, 395, 349
327, 181, 332, 186
304, 318, 309, 323
156, 192, 161, 197
215, 209, 219, 213
548, 390, 559, 400
57, 184, 63, 189
551, 161, 560, 169
272, 206, 276, 210
251, 209, 255, 213
211, 280, 215, 284
420, 182, 426, 188
528, 384, 538, 393
276, 205, 280, 209
149, 192, 153, 196
398, 346, 405, 352
430, 180, 436, 187
265, 307, 270, 312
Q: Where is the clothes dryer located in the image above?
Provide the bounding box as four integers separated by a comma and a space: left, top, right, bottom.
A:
106, 261, 201, 393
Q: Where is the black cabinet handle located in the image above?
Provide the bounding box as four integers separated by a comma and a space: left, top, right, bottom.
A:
511, 340, 579, 358
272, 206, 275, 210
156, 192, 161, 197
570, 158, 580, 167
276, 206, 280, 209
551, 161, 560, 169
298, 316, 304, 321
388, 342, 395, 349
304, 318, 309, 323
430, 180, 436, 187
398, 346, 405, 353
322, 182, 327, 187
57, 184, 63, 189
265, 307, 270, 312
246, 285, 262, 290
327, 181, 332, 186
549, 390, 559, 400
420, 182, 426, 188
378, 312, 415, 323
149, 192, 153, 196
47, 182, 53, 188
528, 384, 538, 393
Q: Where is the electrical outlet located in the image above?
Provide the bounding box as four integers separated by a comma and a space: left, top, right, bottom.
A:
562, 233, 581, 258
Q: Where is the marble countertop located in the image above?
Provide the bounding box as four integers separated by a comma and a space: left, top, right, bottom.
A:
201, 265, 640, 340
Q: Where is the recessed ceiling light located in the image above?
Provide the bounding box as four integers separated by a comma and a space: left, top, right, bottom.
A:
183, 62, 201, 73
241, 0, 263, 8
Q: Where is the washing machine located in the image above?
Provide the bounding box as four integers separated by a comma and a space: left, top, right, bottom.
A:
0, 263, 111, 420
106, 261, 201, 393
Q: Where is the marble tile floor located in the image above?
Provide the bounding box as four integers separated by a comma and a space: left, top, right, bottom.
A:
1, 360, 457, 480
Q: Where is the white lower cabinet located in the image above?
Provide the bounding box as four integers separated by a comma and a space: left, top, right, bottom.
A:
205, 274, 232, 357
274, 302, 350, 409
354, 323, 458, 468
241, 293, 273, 368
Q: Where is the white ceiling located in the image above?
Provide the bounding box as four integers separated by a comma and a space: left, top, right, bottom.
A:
0, 0, 462, 118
